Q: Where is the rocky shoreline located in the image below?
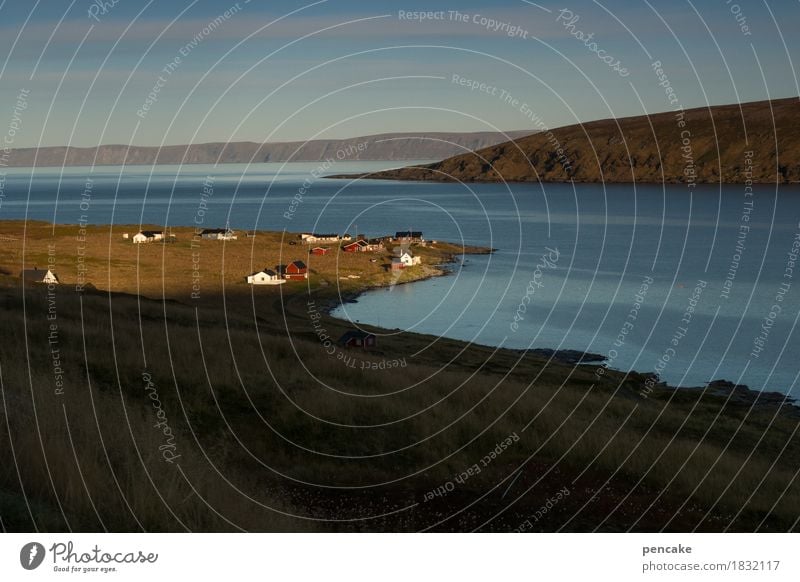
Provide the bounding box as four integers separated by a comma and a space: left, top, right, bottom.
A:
684, 379, 799, 416
319, 247, 491, 316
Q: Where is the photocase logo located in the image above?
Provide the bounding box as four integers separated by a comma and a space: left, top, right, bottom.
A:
19, 542, 46, 570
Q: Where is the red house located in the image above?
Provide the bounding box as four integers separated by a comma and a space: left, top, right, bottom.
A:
283, 260, 308, 280
310, 247, 329, 256
343, 240, 367, 253
339, 330, 377, 348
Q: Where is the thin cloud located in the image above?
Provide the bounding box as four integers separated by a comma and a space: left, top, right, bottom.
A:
0, 8, 594, 48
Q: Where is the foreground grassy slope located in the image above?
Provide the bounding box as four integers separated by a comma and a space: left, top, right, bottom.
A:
343, 97, 800, 184
0, 222, 798, 532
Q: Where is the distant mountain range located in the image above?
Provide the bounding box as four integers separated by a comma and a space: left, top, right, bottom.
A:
335, 97, 800, 184
4, 131, 535, 168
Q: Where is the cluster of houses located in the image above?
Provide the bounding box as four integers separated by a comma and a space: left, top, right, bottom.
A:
246, 260, 307, 285
129, 226, 237, 244
244, 230, 425, 286
14, 222, 426, 354
394, 231, 424, 243
300, 231, 423, 245
300, 230, 427, 275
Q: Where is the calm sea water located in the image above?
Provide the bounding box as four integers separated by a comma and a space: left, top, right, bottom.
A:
1, 162, 799, 394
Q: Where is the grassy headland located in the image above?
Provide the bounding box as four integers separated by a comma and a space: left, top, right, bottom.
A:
0, 220, 798, 532
331, 97, 800, 184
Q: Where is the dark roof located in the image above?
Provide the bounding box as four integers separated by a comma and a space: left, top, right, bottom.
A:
20, 268, 57, 282
395, 231, 422, 238
311, 233, 338, 238
201, 228, 227, 234
289, 260, 307, 269
339, 330, 376, 343
140, 230, 162, 237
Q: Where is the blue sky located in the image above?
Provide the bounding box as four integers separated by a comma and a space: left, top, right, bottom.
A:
1, 0, 798, 147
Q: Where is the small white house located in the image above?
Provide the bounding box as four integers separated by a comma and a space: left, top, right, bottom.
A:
201, 228, 237, 240
246, 269, 285, 285
396, 250, 421, 267
132, 231, 162, 244
20, 268, 59, 284
304, 233, 339, 244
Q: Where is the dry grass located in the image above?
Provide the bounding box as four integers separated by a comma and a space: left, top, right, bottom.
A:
0, 221, 468, 307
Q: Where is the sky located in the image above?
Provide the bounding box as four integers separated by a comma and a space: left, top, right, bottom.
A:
0, 0, 798, 148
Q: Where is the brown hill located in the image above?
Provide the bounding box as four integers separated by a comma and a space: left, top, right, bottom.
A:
338, 97, 800, 184
4, 131, 534, 168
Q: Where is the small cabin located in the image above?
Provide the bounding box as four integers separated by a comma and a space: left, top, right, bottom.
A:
283, 260, 308, 280
339, 330, 377, 349
20, 268, 59, 285
393, 249, 421, 269
303, 233, 339, 244
246, 269, 285, 285
343, 240, 367, 253
364, 239, 385, 252
132, 230, 162, 244
310, 247, 330, 256
401, 251, 419, 266
201, 228, 237, 240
